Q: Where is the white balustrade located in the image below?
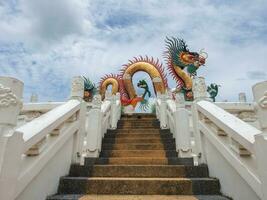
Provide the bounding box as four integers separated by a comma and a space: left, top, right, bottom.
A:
190, 80, 267, 200
0, 76, 86, 200
84, 93, 121, 158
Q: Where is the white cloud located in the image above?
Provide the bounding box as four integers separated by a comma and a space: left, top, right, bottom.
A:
0, 0, 267, 102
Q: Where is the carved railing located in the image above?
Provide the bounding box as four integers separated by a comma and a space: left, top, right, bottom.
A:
156, 93, 191, 157
0, 76, 86, 200
18, 102, 64, 125
84, 92, 121, 157
156, 77, 267, 199
0, 76, 122, 200
191, 78, 267, 200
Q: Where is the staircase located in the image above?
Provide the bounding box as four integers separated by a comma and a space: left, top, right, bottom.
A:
48, 114, 230, 200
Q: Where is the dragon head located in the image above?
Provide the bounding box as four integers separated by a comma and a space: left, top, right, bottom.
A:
137, 79, 151, 98
180, 49, 206, 68
137, 79, 148, 90
165, 37, 208, 75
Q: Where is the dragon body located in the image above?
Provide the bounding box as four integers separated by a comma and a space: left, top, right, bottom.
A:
99, 56, 168, 111
165, 37, 207, 100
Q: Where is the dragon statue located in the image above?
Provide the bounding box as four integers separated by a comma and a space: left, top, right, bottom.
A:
164, 37, 208, 101
99, 56, 168, 111
121, 79, 151, 110
83, 76, 97, 102
207, 83, 220, 102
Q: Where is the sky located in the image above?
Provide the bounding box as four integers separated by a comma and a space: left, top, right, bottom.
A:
0, 0, 267, 102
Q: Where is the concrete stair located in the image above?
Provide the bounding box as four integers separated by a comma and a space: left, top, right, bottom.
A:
48, 114, 230, 200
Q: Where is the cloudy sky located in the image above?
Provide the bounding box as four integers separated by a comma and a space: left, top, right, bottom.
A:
0, 0, 266, 102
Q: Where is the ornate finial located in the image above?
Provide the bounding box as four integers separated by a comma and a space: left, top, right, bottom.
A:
253, 81, 267, 130
71, 76, 84, 99
92, 94, 102, 108
192, 77, 207, 100
259, 91, 267, 109
0, 84, 21, 108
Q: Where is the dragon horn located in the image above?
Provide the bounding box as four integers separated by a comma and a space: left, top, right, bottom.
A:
199, 48, 208, 59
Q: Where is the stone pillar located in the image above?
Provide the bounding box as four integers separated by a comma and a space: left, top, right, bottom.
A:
0, 77, 24, 200
253, 81, 267, 132
110, 93, 119, 130
238, 92, 247, 103
252, 81, 267, 199
159, 93, 168, 129
174, 93, 191, 157
30, 93, 38, 103
85, 95, 102, 157
71, 76, 84, 100
192, 76, 208, 101
192, 76, 208, 164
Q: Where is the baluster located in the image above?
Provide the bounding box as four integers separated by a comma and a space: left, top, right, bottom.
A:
85, 95, 102, 157
174, 93, 191, 157
159, 93, 168, 129
0, 77, 24, 200
70, 76, 85, 164
192, 76, 208, 164
253, 80, 267, 200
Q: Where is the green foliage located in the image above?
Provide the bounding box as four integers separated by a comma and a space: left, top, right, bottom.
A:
207, 83, 219, 102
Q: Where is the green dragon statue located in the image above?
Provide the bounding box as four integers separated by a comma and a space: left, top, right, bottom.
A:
83, 76, 97, 102
121, 79, 152, 111
207, 83, 220, 102
165, 37, 208, 101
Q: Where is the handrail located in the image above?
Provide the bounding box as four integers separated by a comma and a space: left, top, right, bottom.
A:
17, 100, 81, 153
21, 102, 64, 113
197, 100, 261, 153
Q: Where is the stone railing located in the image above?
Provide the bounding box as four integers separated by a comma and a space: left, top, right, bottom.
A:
0, 76, 122, 200
156, 77, 267, 200
0, 76, 86, 200
156, 93, 191, 157
18, 102, 64, 126
191, 77, 267, 200
84, 92, 121, 158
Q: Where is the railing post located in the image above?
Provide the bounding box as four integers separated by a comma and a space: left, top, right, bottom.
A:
253, 80, 267, 200
70, 76, 84, 100
192, 76, 208, 164
174, 93, 191, 157
116, 92, 121, 120
70, 76, 85, 164
238, 92, 247, 103
110, 93, 119, 129
30, 93, 38, 102
85, 95, 102, 157
0, 77, 24, 200
159, 93, 168, 129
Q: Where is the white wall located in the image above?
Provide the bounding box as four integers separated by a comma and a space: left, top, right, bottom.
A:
16, 137, 74, 200
204, 138, 260, 200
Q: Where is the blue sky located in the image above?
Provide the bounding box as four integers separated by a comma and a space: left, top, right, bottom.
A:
0, 0, 267, 102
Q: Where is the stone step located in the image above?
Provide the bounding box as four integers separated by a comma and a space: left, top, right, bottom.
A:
108, 129, 170, 134
121, 114, 156, 119
102, 143, 176, 150
84, 157, 194, 166
117, 122, 160, 127
104, 133, 173, 138
58, 177, 220, 195
100, 150, 177, 157
118, 118, 159, 123
69, 164, 209, 178
117, 125, 160, 129
47, 194, 231, 200
102, 138, 175, 144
